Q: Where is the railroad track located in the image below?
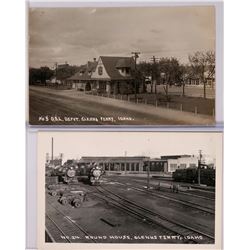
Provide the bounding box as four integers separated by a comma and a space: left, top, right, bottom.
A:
46, 202, 97, 243
94, 186, 214, 244
46, 214, 71, 243
129, 186, 215, 215
113, 179, 215, 201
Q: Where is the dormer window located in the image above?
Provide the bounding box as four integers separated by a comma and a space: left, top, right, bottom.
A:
98, 66, 103, 75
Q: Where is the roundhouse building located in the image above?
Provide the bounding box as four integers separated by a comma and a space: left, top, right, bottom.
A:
78, 155, 202, 175
79, 156, 150, 174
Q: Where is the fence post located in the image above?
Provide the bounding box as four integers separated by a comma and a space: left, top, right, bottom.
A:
145, 99, 147, 105
128, 96, 130, 102
137, 98, 138, 104
180, 104, 183, 111
155, 100, 158, 107
212, 108, 215, 117
120, 95, 122, 100
167, 102, 169, 109
195, 106, 198, 114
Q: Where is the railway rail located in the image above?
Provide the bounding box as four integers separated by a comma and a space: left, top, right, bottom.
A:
46, 214, 71, 243
111, 180, 215, 201
46, 202, 97, 243
129, 186, 215, 215
93, 186, 214, 244
112, 178, 215, 201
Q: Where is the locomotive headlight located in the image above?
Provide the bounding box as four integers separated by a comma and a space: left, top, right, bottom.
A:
67, 169, 76, 178
92, 169, 101, 177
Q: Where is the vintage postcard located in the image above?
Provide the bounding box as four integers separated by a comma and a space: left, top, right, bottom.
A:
37, 131, 223, 249
29, 4, 218, 126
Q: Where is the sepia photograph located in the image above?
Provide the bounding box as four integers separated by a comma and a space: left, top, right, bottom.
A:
29, 5, 217, 126
37, 132, 222, 249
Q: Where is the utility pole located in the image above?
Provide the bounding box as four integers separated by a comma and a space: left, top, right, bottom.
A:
131, 52, 140, 100
54, 62, 58, 84
125, 151, 127, 175
198, 150, 202, 185
144, 161, 150, 189
203, 80, 206, 99
51, 137, 54, 168
150, 56, 159, 94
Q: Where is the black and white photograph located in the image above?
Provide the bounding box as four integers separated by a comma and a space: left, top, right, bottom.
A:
37, 132, 222, 249
29, 5, 217, 126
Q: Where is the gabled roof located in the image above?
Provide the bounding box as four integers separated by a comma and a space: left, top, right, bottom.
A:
99, 56, 135, 80
115, 57, 134, 68
67, 61, 97, 81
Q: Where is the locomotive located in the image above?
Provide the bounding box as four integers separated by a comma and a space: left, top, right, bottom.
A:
47, 162, 104, 185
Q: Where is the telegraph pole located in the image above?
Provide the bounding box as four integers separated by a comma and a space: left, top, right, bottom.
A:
198, 150, 202, 185
54, 62, 58, 84
131, 52, 140, 100
51, 137, 54, 167
146, 161, 150, 189
150, 56, 159, 94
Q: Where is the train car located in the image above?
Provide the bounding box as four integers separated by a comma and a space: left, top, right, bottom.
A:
172, 168, 215, 186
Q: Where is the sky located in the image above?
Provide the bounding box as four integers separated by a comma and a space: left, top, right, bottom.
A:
38, 132, 222, 163
29, 6, 215, 68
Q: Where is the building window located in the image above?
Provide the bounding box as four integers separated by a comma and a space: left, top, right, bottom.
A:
170, 164, 178, 171
136, 163, 139, 171
126, 163, 130, 171
131, 163, 135, 171
150, 162, 164, 172
189, 163, 196, 168
110, 163, 114, 171
114, 163, 120, 171
98, 66, 103, 75
104, 163, 109, 171
180, 164, 187, 169
121, 163, 125, 171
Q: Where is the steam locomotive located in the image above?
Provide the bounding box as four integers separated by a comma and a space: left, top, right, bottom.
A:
47, 162, 104, 185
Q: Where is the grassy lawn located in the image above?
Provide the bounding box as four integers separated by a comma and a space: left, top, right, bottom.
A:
90, 92, 215, 116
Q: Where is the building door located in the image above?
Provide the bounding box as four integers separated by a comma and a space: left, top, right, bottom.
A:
106, 81, 111, 93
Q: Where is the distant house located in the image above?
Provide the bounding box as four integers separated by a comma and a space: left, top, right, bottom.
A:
67, 59, 97, 90
184, 66, 215, 87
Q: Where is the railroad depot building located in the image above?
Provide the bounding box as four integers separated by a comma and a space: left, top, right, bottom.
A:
91, 56, 136, 94
67, 56, 144, 94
